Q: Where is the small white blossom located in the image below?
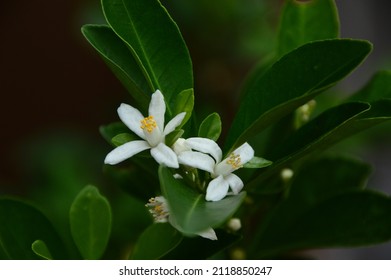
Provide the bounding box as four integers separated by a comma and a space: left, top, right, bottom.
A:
104, 90, 186, 168
177, 138, 254, 201
145, 196, 217, 240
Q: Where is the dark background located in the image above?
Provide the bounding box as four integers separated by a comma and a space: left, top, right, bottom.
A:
1, 0, 391, 259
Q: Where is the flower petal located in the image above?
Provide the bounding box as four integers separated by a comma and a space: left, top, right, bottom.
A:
206, 175, 229, 201
150, 143, 179, 168
104, 140, 150, 165
225, 173, 244, 194
164, 112, 186, 136
172, 138, 190, 155
149, 90, 166, 130
185, 137, 222, 163
178, 151, 215, 173
197, 228, 218, 240
117, 103, 145, 139
233, 142, 254, 165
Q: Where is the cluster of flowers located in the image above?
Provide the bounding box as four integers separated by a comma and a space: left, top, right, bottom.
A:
104, 90, 254, 239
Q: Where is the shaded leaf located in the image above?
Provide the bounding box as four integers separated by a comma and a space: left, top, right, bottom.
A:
0, 199, 67, 259
100, 122, 129, 146
253, 192, 391, 258
111, 133, 137, 147
69, 185, 112, 259
131, 223, 182, 259
349, 70, 391, 102
248, 102, 370, 190
277, 0, 339, 56
162, 230, 241, 260
226, 39, 372, 151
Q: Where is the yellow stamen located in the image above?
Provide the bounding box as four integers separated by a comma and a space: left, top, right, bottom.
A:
227, 153, 242, 169
140, 116, 157, 133
145, 197, 169, 222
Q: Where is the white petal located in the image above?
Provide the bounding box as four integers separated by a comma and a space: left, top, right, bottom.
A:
149, 90, 166, 130
206, 175, 229, 201
172, 138, 191, 155
104, 140, 150, 165
178, 151, 215, 173
150, 143, 179, 168
233, 142, 254, 165
117, 103, 145, 139
225, 174, 244, 194
143, 125, 164, 147
164, 112, 186, 136
185, 137, 222, 163
197, 228, 218, 240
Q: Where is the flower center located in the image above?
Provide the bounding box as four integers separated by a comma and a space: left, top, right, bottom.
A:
145, 197, 169, 223
227, 152, 242, 169
140, 116, 157, 133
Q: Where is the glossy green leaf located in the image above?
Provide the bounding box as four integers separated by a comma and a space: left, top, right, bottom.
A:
69, 185, 112, 260
253, 191, 391, 258
31, 240, 52, 260
226, 39, 372, 151
172, 89, 194, 127
243, 157, 272, 169
101, 0, 193, 112
82, 25, 151, 110
159, 166, 246, 234
198, 113, 222, 141
100, 122, 129, 145
0, 199, 67, 260
131, 223, 183, 259
277, 0, 339, 56
111, 133, 137, 147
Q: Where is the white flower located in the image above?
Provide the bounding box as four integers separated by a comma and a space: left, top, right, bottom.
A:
146, 196, 217, 240
178, 138, 254, 201
104, 90, 186, 168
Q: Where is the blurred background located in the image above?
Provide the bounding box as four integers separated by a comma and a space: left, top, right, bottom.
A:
1, 0, 391, 259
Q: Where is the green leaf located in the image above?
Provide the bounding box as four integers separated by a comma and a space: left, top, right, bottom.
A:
225, 39, 372, 151
243, 157, 272, 169
0, 199, 67, 259
251, 156, 372, 257
172, 89, 194, 127
252, 191, 391, 258
165, 129, 184, 147
349, 70, 391, 102
101, 0, 193, 112
111, 133, 137, 147
277, 0, 339, 56
159, 166, 246, 234
131, 223, 182, 259
82, 25, 151, 110
69, 185, 112, 260
162, 230, 241, 260
198, 113, 222, 141
100, 122, 129, 145
31, 240, 52, 260
248, 102, 370, 190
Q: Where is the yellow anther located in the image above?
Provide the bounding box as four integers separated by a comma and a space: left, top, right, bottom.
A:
140, 116, 157, 133
227, 153, 242, 169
